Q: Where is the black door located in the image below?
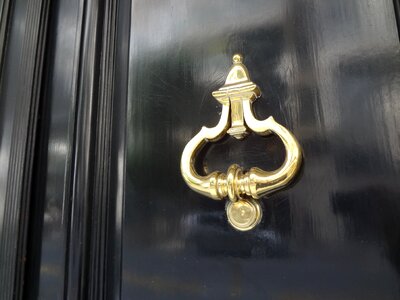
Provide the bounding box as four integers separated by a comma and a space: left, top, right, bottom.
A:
1, 0, 400, 299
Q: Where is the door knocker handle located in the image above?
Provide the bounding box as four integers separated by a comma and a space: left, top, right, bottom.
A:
181, 54, 302, 231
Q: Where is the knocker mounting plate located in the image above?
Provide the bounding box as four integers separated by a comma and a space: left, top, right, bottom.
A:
180, 54, 302, 231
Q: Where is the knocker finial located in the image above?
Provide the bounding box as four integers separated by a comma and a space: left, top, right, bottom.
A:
212, 53, 260, 140
181, 54, 302, 231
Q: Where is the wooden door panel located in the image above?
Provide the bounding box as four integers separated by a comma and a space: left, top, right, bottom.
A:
123, 1, 400, 299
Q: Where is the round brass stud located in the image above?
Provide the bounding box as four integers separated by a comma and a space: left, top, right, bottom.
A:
226, 198, 262, 231
232, 53, 243, 64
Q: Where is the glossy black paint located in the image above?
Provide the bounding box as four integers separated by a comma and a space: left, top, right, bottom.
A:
0, 0, 399, 299
123, 1, 400, 299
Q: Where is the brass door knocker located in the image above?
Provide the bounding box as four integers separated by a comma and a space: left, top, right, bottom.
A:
181, 54, 302, 231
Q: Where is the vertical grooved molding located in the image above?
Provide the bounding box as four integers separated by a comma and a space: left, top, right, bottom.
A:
0, 0, 127, 297
0, 0, 50, 298
88, 0, 117, 298
70, 0, 125, 297
394, 0, 400, 40
0, 0, 11, 75
66, 0, 123, 298
66, 0, 103, 297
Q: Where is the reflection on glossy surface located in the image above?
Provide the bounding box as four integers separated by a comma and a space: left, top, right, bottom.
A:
124, 0, 400, 299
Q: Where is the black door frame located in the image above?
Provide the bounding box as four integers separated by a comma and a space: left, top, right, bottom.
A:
0, 0, 129, 298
